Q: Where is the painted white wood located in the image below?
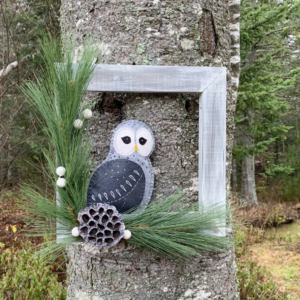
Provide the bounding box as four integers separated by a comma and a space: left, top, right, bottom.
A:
55, 95, 71, 243
198, 69, 227, 236
88, 64, 224, 93
56, 191, 70, 243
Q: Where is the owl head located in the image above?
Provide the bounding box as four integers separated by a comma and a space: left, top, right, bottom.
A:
110, 120, 155, 158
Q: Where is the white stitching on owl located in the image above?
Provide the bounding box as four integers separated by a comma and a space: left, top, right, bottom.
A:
109, 175, 144, 205
129, 175, 136, 181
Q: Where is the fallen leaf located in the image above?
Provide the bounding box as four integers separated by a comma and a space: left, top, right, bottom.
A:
10, 225, 17, 233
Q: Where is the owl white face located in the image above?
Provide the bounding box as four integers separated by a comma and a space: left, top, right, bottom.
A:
113, 126, 154, 157
114, 128, 135, 156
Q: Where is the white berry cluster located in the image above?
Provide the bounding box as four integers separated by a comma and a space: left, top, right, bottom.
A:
71, 225, 132, 239
73, 109, 93, 129
56, 166, 66, 188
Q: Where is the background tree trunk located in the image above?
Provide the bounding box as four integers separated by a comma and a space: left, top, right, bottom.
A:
241, 152, 258, 206
240, 112, 258, 206
60, 0, 241, 299
232, 158, 238, 193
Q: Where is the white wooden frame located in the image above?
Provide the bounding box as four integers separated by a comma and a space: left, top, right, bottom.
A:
87, 65, 227, 236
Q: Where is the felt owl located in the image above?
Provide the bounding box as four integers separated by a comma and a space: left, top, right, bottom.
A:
86, 120, 155, 214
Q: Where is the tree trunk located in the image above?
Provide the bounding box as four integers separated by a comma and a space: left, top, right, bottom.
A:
241, 152, 257, 206
232, 158, 238, 193
240, 113, 258, 206
60, 0, 241, 299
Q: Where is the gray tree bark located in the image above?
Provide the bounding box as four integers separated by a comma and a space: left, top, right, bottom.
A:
241, 153, 257, 206
232, 158, 238, 193
240, 123, 258, 206
60, 0, 241, 299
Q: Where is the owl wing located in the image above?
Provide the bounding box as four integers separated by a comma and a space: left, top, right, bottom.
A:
86, 159, 145, 214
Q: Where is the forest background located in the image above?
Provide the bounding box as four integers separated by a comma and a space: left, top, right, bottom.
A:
1, 0, 300, 299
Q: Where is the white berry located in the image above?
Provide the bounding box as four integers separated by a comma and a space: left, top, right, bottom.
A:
56, 166, 66, 177
123, 230, 132, 240
74, 119, 83, 129
56, 178, 66, 188
72, 227, 80, 237
83, 109, 93, 119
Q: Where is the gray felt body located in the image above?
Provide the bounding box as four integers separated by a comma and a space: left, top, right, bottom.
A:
86, 120, 155, 214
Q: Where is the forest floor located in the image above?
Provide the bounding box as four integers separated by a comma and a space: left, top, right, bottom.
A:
234, 199, 300, 300
0, 190, 66, 300
1, 189, 300, 300
0, 189, 43, 251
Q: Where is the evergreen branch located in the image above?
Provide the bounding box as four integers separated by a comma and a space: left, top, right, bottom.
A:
123, 193, 232, 261
19, 35, 100, 260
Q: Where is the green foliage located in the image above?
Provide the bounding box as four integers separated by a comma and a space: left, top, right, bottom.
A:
273, 139, 300, 200
238, 258, 287, 300
265, 206, 286, 227
235, 226, 288, 300
124, 193, 232, 261
0, 242, 66, 300
235, 220, 300, 299
0, 0, 60, 190
240, 0, 298, 60
234, 226, 247, 256
233, 139, 276, 162
259, 163, 294, 179
0, 0, 60, 62
235, 0, 300, 173
20, 36, 100, 256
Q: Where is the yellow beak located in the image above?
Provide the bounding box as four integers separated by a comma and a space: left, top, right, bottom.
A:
134, 145, 138, 151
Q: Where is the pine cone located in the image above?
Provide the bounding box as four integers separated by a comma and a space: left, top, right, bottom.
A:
78, 203, 125, 247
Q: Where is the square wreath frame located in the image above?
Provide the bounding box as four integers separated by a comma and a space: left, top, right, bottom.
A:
58, 64, 227, 240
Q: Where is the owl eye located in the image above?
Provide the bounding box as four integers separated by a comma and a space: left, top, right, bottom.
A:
114, 128, 135, 156
139, 137, 147, 145
136, 128, 154, 157
122, 136, 131, 144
